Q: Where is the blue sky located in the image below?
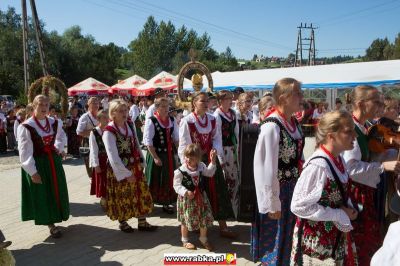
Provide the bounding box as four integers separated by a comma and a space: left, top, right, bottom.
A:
1, 0, 399, 59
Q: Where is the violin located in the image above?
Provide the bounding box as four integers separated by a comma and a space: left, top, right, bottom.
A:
368, 117, 400, 153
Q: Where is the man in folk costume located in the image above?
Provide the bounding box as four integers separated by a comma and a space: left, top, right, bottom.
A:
103, 99, 157, 232
213, 90, 241, 219
178, 92, 236, 239
145, 88, 167, 121
18, 95, 69, 238
144, 97, 179, 214
77, 97, 100, 177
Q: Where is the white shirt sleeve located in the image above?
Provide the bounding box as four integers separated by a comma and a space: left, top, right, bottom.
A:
76, 115, 87, 135
291, 163, 353, 232
173, 169, 188, 197
103, 131, 132, 181
200, 162, 216, 177
178, 119, 192, 163
342, 140, 383, 188
213, 113, 225, 164
145, 105, 155, 121
14, 120, 20, 142
253, 123, 281, 214
89, 131, 99, 168
54, 119, 66, 153
130, 105, 140, 121
18, 126, 37, 176
143, 118, 155, 146
211, 115, 224, 165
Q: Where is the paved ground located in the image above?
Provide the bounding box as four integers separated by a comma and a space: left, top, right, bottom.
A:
0, 138, 316, 266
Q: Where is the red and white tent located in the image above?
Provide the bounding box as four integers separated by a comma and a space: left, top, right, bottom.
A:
135, 71, 177, 96
68, 77, 110, 96
110, 75, 147, 95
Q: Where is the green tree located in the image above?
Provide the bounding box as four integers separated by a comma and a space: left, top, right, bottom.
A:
365, 38, 391, 61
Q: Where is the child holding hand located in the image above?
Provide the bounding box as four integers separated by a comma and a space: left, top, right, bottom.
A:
173, 144, 217, 251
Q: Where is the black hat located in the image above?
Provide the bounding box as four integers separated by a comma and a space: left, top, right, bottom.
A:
390, 178, 400, 216
154, 87, 165, 96
233, 87, 244, 94
207, 92, 216, 99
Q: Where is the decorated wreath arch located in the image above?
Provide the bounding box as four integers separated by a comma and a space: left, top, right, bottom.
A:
28, 75, 68, 118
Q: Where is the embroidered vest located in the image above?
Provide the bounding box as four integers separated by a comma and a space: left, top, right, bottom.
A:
22, 120, 58, 157
150, 116, 174, 153
178, 169, 205, 192
187, 116, 216, 159
219, 110, 237, 147
264, 117, 304, 182
92, 128, 106, 155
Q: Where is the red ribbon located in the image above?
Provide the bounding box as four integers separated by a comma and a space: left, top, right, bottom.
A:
43, 145, 61, 210
193, 176, 204, 209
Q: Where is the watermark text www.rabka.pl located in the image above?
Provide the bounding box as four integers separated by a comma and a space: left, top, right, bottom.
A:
164, 253, 236, 265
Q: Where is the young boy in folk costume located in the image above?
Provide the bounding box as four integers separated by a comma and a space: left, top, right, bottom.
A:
178, 92, 236, 239
103, 99, 157, 233
89, 110, 109, 209
144, 98, 179, 214
251, 78, 305, 265
342, 85, 400, 266
291, 111, 359, 266
213, 90, 240, 219
18, 95, 69, 238
174, 144, 217, 251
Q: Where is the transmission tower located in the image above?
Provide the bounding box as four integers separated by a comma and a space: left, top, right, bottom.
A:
21, 0, 48, 93
295, 23, 317, 67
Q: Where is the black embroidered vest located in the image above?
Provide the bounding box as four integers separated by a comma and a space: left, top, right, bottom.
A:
150, 116, 174, 154
219, 110, 237, 147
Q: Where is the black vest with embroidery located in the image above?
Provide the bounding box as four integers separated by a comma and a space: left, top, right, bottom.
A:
219, 110, 237, 147
179, 169, 205, 192
92, 128, 106, 154
264, 117, 305, 182
150, 116, 174, 154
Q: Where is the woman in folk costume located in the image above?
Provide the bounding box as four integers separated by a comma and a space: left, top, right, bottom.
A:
213, 90, 240, 219
103, 99, 157, 233
257, 95, 275, 124
174, 144, 217, 251
18, 95, 69, 238
178, 92, 236, 239
235, 92, 254, 128
144, 97, 179, 214
66, 106, 81, 157
291, 110, 359, 266
251, 78, 305, 265
76, 97, 100, 177
89, 110, 109, 209
342, 85, 400, 266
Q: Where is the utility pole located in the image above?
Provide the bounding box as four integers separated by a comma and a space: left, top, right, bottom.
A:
21, 0, 48, 93
295, 23, 317, 67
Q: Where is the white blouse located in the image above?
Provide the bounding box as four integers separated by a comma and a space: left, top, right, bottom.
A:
291, 149, 353, 233
129, 104, 140, 121
178, 113, 223, 164
14, 119, 21, 142
145, 104, 156, 121
253, 112, 303, 214
173, 162, 216, 197
103, 122, 145, 181
213, 108, 239, 159
342, 123, 383, 188
76, 112, 99, 135
18, 117, 67, 176
143, 116, 179, 146
89, 127, 103, 168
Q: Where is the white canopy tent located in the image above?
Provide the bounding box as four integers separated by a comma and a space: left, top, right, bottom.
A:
208, 60, 400, 91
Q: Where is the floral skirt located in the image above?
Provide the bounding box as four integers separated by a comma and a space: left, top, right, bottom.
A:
250, 180, 296, 265
177, 191, 214, 231
105, 163, 153, 221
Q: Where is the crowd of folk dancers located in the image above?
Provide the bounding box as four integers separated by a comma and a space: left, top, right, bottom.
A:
3, 78, 400, 265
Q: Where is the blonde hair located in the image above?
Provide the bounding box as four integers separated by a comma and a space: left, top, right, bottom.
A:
384, 97, 398, 113
345, 85, 378, 107
154, 97, 169, 109
216, 90, 233, 104
258, 95, 275, 114
16, 108, 26, 117
87, 97, 99, 106
315, 110, 353, 147
32, 95, 49, 108
108, 99, 128, 120
272, 78, 302, 105
183, 143, 202, 160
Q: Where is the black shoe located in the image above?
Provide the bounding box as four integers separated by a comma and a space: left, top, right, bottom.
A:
162, 205, 174, 214
138, 222, 158, 232
119, 222, 135, 233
